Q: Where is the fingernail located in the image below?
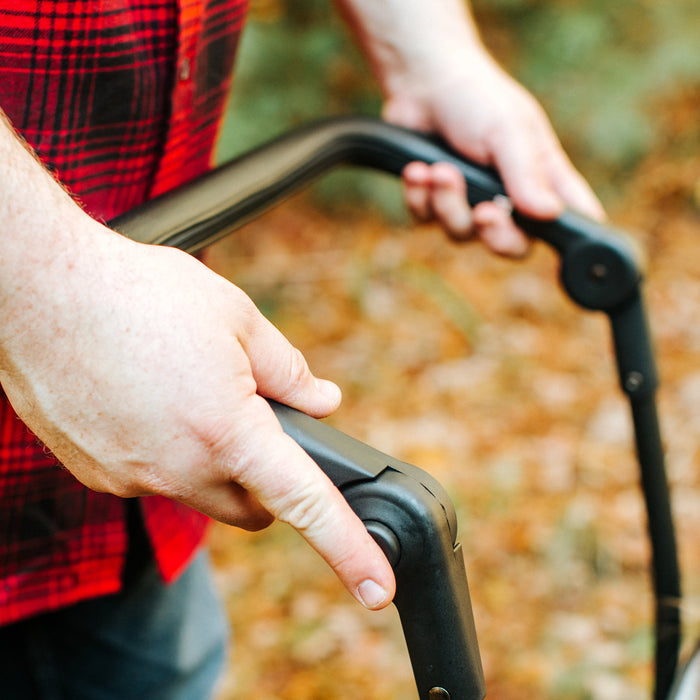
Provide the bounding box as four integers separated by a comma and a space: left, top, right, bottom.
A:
357, 579, 389, 609
314, 378, 342, 405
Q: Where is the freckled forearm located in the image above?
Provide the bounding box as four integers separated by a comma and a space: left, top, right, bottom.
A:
0, 110, 79, 288
333, 0, 486, 97
0, 109, 118, 365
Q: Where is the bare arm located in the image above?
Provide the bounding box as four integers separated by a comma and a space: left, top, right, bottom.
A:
0, 111, 395, 609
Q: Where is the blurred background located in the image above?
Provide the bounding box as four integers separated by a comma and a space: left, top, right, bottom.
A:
204, 1, 700, 698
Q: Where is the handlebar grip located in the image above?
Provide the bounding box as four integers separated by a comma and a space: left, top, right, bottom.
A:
111, 116, 642, 312
111, 116, 504, 251
271, 401, 485, 700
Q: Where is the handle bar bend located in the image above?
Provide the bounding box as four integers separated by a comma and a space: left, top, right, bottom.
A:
112, 116, 680, 700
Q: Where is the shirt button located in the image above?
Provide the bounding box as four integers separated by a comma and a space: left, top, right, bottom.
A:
179, 57, 191, 81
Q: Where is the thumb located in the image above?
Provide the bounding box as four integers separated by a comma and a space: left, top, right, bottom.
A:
239, 301, 341, 418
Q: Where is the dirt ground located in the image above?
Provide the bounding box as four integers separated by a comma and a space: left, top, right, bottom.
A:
203, 107, 700, 699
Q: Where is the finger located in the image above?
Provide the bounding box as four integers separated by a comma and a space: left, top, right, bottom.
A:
238, 298, 341, 419
402, 161, 434, 221
223, 396, 397, 609
473, 201, 531, 258
429, 162, 474, 240
546, 149, 607, 222
186, 481, 275, 532
490, 122, 564, 220
494, 127, 607, 228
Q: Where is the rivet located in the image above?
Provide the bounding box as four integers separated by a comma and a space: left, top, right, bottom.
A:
625, 371, 644, 392
589, 263, 609, 281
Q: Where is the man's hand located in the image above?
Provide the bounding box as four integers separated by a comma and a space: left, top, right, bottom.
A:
385, 52, 606, 257
0, 108, 395, 610
0, 190, 395, 610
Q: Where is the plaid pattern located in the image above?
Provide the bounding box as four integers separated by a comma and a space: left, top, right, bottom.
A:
0, 0, 249, 625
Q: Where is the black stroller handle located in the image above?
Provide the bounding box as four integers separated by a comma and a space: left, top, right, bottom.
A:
272, 400, 485, 700
112, 116, 680, 700
112, 116, 639, 301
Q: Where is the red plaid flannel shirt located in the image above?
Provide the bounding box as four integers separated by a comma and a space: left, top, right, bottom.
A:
0, 0, 249, 625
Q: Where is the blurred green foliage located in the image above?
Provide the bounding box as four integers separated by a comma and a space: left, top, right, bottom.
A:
218, 0, 700, 208
217, 0, 409, 218
218, 0, 379, 155
474, 0, 700, 197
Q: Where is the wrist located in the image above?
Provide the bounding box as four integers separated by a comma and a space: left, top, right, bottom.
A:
336, 0, 489, 108
382, 47, 501, 131
388, 35, 490, 90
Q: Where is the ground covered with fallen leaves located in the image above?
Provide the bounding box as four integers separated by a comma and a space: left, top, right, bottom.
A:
204, 95, 700, 700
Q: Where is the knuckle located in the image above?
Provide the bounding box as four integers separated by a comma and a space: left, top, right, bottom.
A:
211, 409, 266, 476
62, 452, 147, 499
275, 483, 330, 534
406, 193, 432, 221
286, 346, 311, 390
84, 468, 146, 499
108, 480, 144, 499
227, 286, 259, 331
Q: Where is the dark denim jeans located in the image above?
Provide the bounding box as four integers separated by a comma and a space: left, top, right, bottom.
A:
0, 549, 229, 700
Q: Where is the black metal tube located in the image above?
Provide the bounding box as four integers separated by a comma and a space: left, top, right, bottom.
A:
630, 397, 681, 700
610, 296, 681, 700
